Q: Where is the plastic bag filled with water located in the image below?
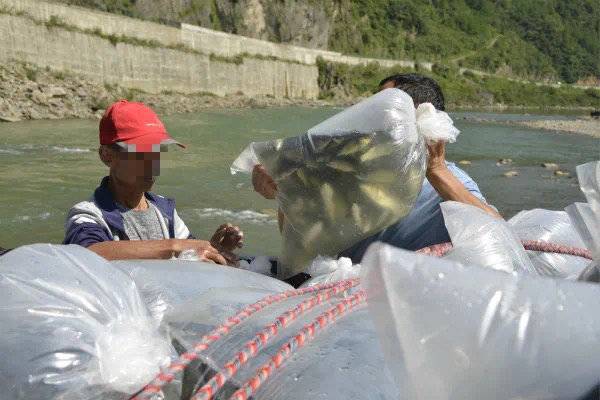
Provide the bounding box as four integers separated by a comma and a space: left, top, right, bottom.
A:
509, 209, 591, 278
115, 258, 294, 398
116, 259, 402, 399
232, 88, 459, 278
441, 201, 536, 274
362, 242, 600, 400
0, 244, 174, 400
566, 161, 600, 281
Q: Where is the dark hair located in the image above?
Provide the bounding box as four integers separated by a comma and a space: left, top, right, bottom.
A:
379, 73, 445, 111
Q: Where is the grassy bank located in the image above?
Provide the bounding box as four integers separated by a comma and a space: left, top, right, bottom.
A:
317, 58, 600, 109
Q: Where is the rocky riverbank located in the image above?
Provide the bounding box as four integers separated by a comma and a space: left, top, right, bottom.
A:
510, 119, 600, 138
1, 62, 597, 136
459, 114, 600, 138
0, 62, 334, 123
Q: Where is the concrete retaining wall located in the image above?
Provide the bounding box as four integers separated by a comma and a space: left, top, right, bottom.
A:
0, 12, 319, 98
0, 0, 428, 99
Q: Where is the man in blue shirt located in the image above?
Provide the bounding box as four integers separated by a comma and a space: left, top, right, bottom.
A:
252, 74, 500, 264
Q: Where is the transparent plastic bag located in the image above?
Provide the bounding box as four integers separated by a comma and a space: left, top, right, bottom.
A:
113, 259, 292, 323
160, 283, 301, 399
253, 307, 402, 400
299, 256, 362, 287
114, 259, 294, 398
566, 161, 600, 281
508, 209, 590, 278
232, 89, 459, 278
362, 242, 600, 400
441, 201, 536, 274
165, 278, 397, 400
0, 244, 173, 400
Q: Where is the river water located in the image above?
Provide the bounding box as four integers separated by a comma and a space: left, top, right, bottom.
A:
0, 107, 598, 255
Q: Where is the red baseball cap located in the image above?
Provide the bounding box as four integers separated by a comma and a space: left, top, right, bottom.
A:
99, 100, 185, 152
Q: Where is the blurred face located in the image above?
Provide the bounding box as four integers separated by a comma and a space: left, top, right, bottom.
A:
99, 146, 160, 192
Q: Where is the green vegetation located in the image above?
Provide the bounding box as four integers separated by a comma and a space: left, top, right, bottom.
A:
317, 58, 600, 108
327, 0, 598, 84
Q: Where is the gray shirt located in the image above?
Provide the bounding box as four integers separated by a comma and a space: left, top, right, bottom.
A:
119, 203, 166, 241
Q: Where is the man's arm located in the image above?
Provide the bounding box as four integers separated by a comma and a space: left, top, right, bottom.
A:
88, 239, 228, 264
426, 142, 502, 218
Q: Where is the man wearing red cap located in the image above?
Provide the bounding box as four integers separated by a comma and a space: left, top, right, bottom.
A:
64, 100, 242, 264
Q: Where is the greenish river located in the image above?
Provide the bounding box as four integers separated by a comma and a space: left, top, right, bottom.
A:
1, 107, 598, 255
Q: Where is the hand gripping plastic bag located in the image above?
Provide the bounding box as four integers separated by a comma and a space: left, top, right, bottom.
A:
0, 244, 173, 400
362, 242, 600, 400
509, 209, 590, 278
232, 88, 459, 278
566, 161, 600, 281
440, 201, 536, 274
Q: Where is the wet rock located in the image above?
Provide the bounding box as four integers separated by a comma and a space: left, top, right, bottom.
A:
45, 86, 68, 97
30, 90, 48, 105
0, 114, 21, 122
554, 170, 571, 177
503, 170, 519, 177
497, 158, 513, 166
25, 108, 42, 120
458, 160, 472, 166
76, 87, 88, 98
541, 162, 559, 169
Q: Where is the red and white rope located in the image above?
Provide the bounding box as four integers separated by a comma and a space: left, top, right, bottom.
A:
191, 279, 359, 400
416, 241, 592, 260
131, 278, 359, 399
228, 290, 367, 400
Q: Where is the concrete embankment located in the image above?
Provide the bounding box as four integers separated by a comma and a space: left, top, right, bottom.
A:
0, 0, 319, 99
0, 61, 333, 122
0, 0, 421, 121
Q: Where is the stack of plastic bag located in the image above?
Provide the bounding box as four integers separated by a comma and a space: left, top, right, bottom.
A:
362, 242, 600, 400
232, 88, 459, 278
114, 259, 294, 398
509, 209, 590, 278
114, 259, 400, 399
0, 244, 174, 400
441, 201, 536, 274
566, 161, 600, 282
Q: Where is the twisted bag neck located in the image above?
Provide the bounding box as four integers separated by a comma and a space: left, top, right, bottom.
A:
415, 102, 460, 143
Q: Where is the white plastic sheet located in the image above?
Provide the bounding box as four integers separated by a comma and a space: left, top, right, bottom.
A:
0, 244, 173, 400
232, 89, 459, 278
362, 242, 600, 400
566, 161, 600, 281
299, 256, 362, 287
441, 201, 536, 273
509, 209, 590, 278
113, 259, 292, 323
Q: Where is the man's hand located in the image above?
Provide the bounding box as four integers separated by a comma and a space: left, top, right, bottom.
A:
252, 165, 278, 200
426, 141, 448, 178
172, 239, 229, 265
88, 239, 229, 265
424, 141, 502, 219
211, 223, 244, 250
